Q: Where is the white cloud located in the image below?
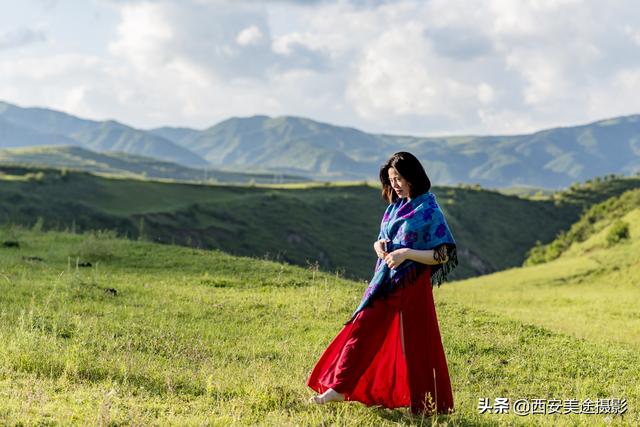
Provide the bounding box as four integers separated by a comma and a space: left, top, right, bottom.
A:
346, 22, 478, 120
236, 25, 264, 46
477, 83, 495, 105
586, 67, 640, 119
2, 0, 640, 137
108, 2, 174, 70
0, 53, 119, 120
624, 25, 640, 47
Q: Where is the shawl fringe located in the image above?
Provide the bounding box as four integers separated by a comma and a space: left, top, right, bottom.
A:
430, 244, 458, 287
386, 244, 458, 293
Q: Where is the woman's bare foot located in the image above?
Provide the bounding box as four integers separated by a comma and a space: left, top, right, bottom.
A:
309, 388, 345, 404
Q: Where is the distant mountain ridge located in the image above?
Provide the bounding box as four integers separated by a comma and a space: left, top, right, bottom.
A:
0, 101, 208, 168
152, 113, 640, 188
150, 116, 385, 179
2, 100, 640, 188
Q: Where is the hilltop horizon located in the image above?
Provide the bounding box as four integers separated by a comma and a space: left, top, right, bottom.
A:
2, 99, 640, 188
3, 98, 640, 140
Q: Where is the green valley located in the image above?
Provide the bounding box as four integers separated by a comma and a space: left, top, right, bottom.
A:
4, 166, 639, 281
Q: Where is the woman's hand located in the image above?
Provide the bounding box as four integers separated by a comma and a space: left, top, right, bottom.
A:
384, 249, 408, 270
373, 239, 388, 260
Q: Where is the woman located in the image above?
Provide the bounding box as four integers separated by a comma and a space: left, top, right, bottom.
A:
307, 151, 458, 415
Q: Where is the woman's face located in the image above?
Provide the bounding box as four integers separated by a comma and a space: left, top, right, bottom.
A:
388, 167, 411, 199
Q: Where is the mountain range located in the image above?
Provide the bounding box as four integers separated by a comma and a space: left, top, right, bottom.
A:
0, 101, 207, 168
2, 100, 639, 188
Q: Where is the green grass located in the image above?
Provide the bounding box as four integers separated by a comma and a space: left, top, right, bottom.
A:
525, 188, 640, 265
435, 201, 640, 425
0, 145, 309, 185
0, 225, 638, 425
6, 165, 639, 284
444, 194, 640, 346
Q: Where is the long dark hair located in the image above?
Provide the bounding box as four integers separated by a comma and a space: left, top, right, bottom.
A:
379, 152, 431, 203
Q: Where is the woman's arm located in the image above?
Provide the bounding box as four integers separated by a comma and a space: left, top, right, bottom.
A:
383, 245, 449, 269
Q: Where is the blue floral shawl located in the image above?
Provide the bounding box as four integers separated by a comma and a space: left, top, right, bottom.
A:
346, 191, 458, 323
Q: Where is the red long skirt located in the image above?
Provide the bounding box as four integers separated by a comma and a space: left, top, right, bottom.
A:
306, 266, 454, 415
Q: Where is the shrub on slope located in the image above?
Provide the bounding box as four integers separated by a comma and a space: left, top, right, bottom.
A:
525, 188, 640, 265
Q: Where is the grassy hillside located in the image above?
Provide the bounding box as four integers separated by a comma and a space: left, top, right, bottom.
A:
0, 145, 309, 185
441, 197, 640, 345
3, 165, 630, 282
435, 189, 640, 425
525, 186, 640, 265
0, 225, 637, 425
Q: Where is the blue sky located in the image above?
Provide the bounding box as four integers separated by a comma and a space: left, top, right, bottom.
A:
2, 0, 640, 137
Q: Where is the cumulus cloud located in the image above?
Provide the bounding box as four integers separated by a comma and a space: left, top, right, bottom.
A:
342, 0, 640, 134
0, 53, 121, 121
236, 25, 264, 46
108, 1, 330, 81
2, 0, 640, 136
